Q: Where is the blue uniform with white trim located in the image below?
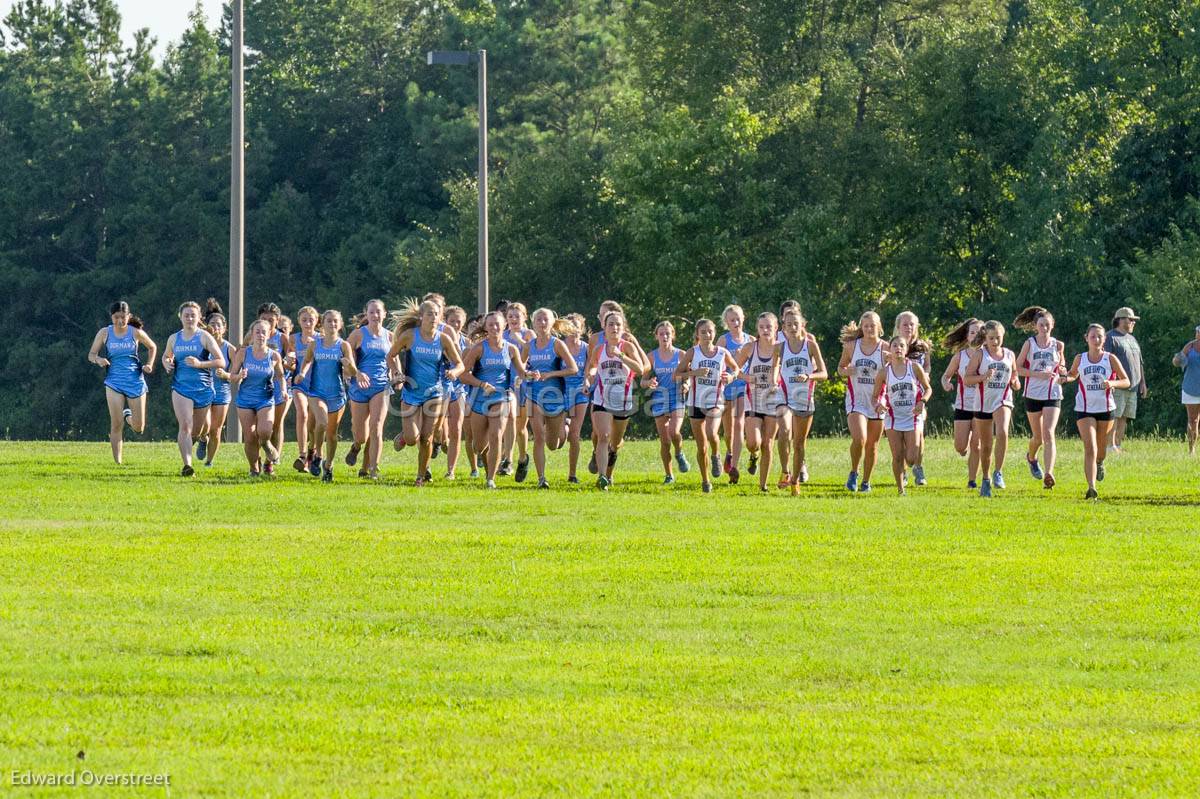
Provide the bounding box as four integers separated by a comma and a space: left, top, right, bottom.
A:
103, 325, 148, 398
449, 333, 470, 400
267, 330, 290, 405
721, 331, 753, 401
236, 348, 278, 412
212, 341, 232, 406
649, 347, 684, 416
564, 342, 589, 408
290, 332, 313, 396
309, 336, 347, 413
171, 329, 214, 408
401, 328, 446, 406
470, 340, 513, 414
505, 329, 531, 404
527, 337, 566, 415
348, 326, 391, 403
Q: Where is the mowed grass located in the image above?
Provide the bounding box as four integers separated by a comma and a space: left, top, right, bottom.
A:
1, 437, 1199, 797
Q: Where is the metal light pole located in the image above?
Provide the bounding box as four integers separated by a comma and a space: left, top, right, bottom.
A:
427, 49, 489, 315
228, 0, 245, 442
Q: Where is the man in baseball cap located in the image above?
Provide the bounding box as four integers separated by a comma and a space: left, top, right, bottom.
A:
1104, 307, 1145, 452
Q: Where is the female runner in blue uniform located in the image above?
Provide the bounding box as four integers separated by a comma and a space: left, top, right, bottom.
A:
501, 302, 535, 480
522, 308, 579, 489
195, 298, 235, 468
642, 320, 689, 484
230, 319, 286, 476
88, 301, 157, 465
387, 299, 465, 486
459, 311, 530, 488
562, 313, 590, 484
345, 299, 396, 479
290, 306, 319, 474
719, 305, 754, 484
244, 303, 293, 467
162, 301, 224, 476
296, 310, 358, 482
442, 305, 471, 480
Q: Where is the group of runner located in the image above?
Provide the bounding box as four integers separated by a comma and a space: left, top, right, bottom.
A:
89, 296, 1174, 499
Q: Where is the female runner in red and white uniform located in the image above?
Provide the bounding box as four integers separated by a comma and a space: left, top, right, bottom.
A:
962, 321, 1020, 498
894, 311, 933, 486
586, 310, 647, 490
874, 336, 932, 495
718, 305, 754, 484
734, 312, 782, 493
940, 318, 983, 488
675, 318, 741, 494
1064, 323, 1130, 499
837, 312, 887, 493
1013, 306, 1067, 489
778, 309, 827, 494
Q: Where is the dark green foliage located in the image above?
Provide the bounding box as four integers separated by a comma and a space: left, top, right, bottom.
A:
1, 0, 1197, 437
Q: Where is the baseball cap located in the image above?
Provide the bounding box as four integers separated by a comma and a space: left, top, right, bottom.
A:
1112, 306, 1140, 322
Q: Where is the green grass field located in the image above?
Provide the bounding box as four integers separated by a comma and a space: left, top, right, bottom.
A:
1, 437, 1198, 797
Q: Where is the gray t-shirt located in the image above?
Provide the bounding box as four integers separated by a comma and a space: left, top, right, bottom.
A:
1105, 329, 1143, 392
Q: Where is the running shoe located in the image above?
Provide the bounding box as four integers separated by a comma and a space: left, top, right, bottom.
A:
778, 471, 791, 489
293, 456, 307, 473
759, 485, 768, 493
358, 468, 369, 478
729, 466, 740, 485
1027, 457, 1043, 480
858, 481, 872, 493
587, 453, 598, 474
979, 478, 992, 498
702, 481, 713, 494
346, 444, 361, 465
263, 440, 279, 464
898, 487, 907, 496
249, 468, 260, 477
901, 471, 908, 489
477, 454, 486, 469
992, 470, 1006, 490
1085, 487, 1098, 500
567, 475, 580, 484
710, 453, 721, 478
514, 456, 530, 483
790, 482, 800, 497
444, 471, 455, 481
723, 452, 733, 475
309, 456, 322, 477
181, 465, 194, 477
431, 442, 441, 459
196, 437, 208, 462
392, 435, 405, 452
663, 475, 675, 485
538, 478, 550, 489
470, 468, 480, 479
486, 479, 497, 489
263, 461, 275, 476
968, 479, 978, 489
913, 464, 926, 486
1096, 461, 1106, 482
204, 461, 212, 468
498, 458, 512, 476
676, 452, 690, 473
799, 465, 809, 484
845, 471, 858, 492
608, 451, 619, 468
322, 467, 333, 483
597, 475, 611, 491
1043, 473, 1055, 489
368, 468, 380, 481
414, 477, 426, 487
423, 468, 432, 482
748, 454, 758, 475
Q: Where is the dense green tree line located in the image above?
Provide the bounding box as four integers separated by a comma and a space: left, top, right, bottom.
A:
1, 0, 1197, 438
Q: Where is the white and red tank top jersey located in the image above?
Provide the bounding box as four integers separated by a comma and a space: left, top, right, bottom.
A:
1023, 336, 1063, 401
844, 338, 884, 417
1075, 351, 1116, 413
595, 339, 636, 413
883, 361, 922, 432
954, 349, 983, 412
780, 337, 816, 413
980, 347, 1015, 413
689, 345, 729, 411
745, 343, 781, 415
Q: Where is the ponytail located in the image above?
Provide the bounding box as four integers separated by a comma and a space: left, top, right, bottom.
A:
127, 315, 144, 330
1013, 306, 1051, 333
942, 317, 980, 351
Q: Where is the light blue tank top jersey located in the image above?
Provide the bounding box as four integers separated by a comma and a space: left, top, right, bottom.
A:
171, 330, 214, 395
403, 328, 446, 403
237, 348, 277, 409
212, 341, 232, 404
650, 347, 684, 413
103, 325, 147, 398
527, 337, 564, 406
356, 326, 391, 388
266, 329, 289, 401
721, 331, 752, 398
474, 340, 513, 392
291, 332, 313, 392
1184, 347, 1200, 397
565, 342, 588, 392
310, 336, 346, 402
